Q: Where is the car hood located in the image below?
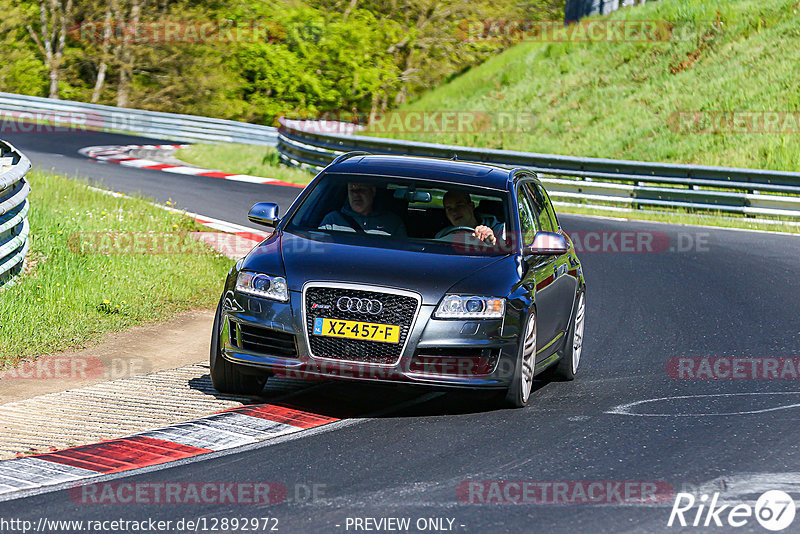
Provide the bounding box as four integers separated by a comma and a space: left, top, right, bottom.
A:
248, 231, 512, 305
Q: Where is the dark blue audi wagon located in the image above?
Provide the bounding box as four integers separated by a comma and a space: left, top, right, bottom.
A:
211, 153, 586, 407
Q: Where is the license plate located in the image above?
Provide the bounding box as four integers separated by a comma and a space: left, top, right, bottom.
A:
313, 318, 400, 344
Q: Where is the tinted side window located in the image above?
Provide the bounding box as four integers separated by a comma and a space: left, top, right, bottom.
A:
517, 187, 538, 245
537, 184, 560, 230
522, 183, 556, 233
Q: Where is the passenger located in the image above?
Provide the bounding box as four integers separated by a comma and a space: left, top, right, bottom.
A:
435, 190, 505, 245
319, 182, 407, 237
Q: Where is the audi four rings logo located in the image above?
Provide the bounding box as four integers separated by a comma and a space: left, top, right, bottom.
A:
337, 297, 383, 314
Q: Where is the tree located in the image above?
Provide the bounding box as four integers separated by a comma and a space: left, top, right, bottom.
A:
26, 0, 74, 98
4, 0, 530, 121
308, 0, 513, 108
90, 3, 113, 102
0, 4, 46, 95
112, 0, 144, 107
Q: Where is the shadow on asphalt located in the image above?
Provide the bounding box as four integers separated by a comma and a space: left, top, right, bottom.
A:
188, 372, 552, 419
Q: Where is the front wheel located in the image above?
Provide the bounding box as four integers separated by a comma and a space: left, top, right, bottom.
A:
504, 309, 537, 408
210, 295, 269, 396
543, 291, 585, 381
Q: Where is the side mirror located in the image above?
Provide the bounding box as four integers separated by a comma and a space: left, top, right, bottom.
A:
524, 231, 569, 256
248, 202, 280, 227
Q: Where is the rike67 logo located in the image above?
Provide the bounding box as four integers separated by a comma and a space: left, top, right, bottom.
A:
668, 490, 796, 531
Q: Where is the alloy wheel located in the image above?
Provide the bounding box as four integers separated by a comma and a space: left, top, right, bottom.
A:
572, 294, 585, 374
520, 312, 537, 402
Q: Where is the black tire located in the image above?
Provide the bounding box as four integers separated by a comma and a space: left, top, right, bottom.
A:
210, 295, 269, 396
504, 309, 537, 408
541, 291, 585, 382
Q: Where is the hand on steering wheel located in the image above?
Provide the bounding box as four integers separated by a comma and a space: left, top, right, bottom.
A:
473, 225, 497, 245
439, 225, 497, 245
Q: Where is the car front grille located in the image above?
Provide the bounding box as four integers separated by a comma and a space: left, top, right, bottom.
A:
233, 323, 298, 358
304, 285, 420, 365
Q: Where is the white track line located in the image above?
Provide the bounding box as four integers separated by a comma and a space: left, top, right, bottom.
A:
80, 144, 304, 188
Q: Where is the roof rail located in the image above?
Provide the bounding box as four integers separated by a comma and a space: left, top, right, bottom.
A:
330, 151, 371, 165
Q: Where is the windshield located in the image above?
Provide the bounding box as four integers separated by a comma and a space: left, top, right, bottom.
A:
284, 173, 511, 256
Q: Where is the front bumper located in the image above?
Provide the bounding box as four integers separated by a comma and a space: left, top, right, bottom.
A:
220, 287, 522, 389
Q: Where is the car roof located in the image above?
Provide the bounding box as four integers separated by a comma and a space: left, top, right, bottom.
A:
325, 154, 517, 190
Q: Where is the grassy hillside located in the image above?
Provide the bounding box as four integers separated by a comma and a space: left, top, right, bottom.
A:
370, 0, 800, 171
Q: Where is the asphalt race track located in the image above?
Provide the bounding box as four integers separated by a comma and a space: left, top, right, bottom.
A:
2, 127, 800, 533
3, 128, 299, 230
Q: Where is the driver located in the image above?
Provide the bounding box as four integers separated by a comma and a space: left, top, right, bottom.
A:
319, 182, 407, 237
435, 190, 504, 245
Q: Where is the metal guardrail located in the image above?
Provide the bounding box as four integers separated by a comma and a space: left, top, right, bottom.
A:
277, 118, 800, 219
565, 0, 652, 23
0, 92, 278, 146
0, 140, 31, 286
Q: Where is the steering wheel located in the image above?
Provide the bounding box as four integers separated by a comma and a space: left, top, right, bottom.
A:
438, 226, 477, 238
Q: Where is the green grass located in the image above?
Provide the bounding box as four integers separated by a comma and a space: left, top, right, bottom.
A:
0, 171, 233, 364
175, 144, 313, 185
372, 0, 800, 172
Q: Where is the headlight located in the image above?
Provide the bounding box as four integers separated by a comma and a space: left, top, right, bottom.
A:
235, 272, 288, 302
434, 295, 505, 319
